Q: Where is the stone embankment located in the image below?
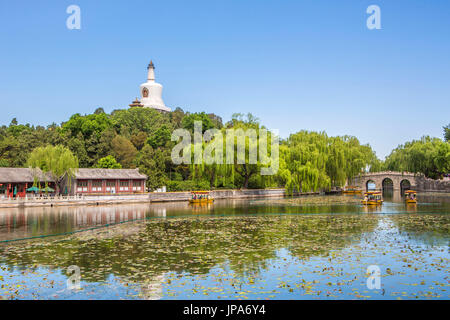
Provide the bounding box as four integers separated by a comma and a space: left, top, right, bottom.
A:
149, 188, 311, 202
0, 189, 318, 208
416, 176, 450, 192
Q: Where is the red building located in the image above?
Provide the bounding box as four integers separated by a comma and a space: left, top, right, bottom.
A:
0, 168, 54, 199
61, 168, 147, 195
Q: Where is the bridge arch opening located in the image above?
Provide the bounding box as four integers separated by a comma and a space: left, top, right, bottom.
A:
382, 178, 393, 190
382, 177, 394, 198
400, 179, 411, 193
366, 180, 376, 191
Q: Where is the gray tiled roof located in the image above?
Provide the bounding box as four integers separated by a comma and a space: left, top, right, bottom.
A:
0, 168, 53, 183
74, 168, 147, 180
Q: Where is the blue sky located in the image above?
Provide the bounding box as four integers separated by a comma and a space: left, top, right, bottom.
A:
0, 0, 449, 158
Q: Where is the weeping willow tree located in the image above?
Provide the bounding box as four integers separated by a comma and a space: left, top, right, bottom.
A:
279, 131, 330, 194
384, 136, 450, 179
279, 131, 378, 194
189, 126, 377, 192
27, 145, 79, 193
189, 113, 278, 189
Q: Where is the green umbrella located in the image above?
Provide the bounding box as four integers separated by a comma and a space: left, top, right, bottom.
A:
26, 186, 40, 193
40, 186, 55, 193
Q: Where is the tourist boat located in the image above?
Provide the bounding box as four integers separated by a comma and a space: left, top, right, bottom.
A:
361, 191, 383, 205
189, 191, 214, 204
343, 186, 363, 194
404, 190, 417, 204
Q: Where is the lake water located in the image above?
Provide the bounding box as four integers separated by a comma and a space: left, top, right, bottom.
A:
0, 192, 448, 300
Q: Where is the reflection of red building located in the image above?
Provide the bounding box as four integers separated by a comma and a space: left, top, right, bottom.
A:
61, 168, 147, 195
0, 168, 54, 199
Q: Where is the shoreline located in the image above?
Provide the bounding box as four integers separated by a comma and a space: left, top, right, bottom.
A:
1, 188, 448, 209
0, 189, 319, 209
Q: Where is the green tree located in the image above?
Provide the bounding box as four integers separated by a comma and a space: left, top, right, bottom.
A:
170, 107, 186, 128
111, 107, 171, 136
96, 155, 122, 169
136, 145, 167, 190
444, 124, 450, 142
66, 133, 89, 167
384, 136, 450, 179
27, 145, 79, 193
111, 135, 138, 168
278, 131, 378, 194
130, 132, 148, 150
94, 107, 105, 114
147, 124, 171, 149
182, 112, 216, 133
192, 113, 274, 189
62, 113, 112, 139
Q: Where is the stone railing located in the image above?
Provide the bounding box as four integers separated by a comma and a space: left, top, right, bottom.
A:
359, 171, 419, 177
0, 193, 151, 208
0, 194, 85, 202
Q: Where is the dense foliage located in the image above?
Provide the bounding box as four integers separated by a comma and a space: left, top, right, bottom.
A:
277, 131, 379, 194
96, 155, 122, 169
444, 124, 450, 142
27, 145, 79, 192
2, 106, 446, 191
384, 136, 450, 179
188, 113, 278, 189
0, 108, 226, 191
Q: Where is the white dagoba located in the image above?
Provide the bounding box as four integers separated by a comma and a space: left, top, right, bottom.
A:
139, 60, 171, 112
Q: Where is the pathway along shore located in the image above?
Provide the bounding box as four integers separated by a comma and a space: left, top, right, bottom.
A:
0, 189, 319, 209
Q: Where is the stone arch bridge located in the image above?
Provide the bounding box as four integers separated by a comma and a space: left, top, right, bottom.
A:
351, 171, 418, 191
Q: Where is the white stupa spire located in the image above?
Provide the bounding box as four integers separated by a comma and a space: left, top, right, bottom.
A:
147, 60, 155, 82
140, 60, 171, 112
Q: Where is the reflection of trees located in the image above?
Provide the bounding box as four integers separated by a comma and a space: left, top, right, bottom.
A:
0, 204, 150, 241
390, 214, 449, 247
284, 215, 378, 258
0, 215, 378, 285
417, 193, 450, 205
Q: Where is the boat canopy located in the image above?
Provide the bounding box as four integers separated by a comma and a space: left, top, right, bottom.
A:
364, 191, 381, 195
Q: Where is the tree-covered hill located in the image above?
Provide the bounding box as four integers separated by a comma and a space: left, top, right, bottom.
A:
1, 108, 448, 191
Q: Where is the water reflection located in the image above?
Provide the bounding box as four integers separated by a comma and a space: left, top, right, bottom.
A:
1, 192, 450, 241
390, 213, 449, 247
361, 205, 382, 214
0, 210, 448, 300
405, 203, 418, 213
0, 192, 448, 300
0, 214, 380, 296
0, 204, 151, 241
